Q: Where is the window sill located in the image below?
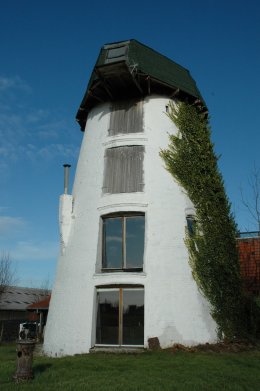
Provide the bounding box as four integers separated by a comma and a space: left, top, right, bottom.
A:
90, 346, 145, 354
101, 268, 143, 273
93, 271, 147, 278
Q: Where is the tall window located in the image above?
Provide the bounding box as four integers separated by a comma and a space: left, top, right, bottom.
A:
186, 215, 196, 236
102, 214, 145, 271
96, 287, 144, 346
103, 146, 144, 194
109, 99, 143, 136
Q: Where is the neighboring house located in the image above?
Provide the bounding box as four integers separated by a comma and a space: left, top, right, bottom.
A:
238, 232, 260, 296
27, 295, 51, 340
0, 286, 49, 341
44, 39, 217, 357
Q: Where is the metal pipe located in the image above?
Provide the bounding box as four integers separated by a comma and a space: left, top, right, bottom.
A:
63, 164, 71, 194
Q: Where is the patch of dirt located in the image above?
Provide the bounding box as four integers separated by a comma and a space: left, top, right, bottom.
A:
166, 340, 260, 353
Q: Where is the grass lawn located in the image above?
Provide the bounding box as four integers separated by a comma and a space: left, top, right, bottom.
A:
0, 344, 260, 391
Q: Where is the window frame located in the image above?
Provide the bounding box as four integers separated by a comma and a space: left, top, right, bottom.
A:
186, 214, 196, 236
96, 286, 144, 347
102, 212, 145, 272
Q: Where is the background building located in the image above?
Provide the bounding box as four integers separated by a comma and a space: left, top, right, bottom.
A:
238, 232, 260, 296
0, 286, 49, 341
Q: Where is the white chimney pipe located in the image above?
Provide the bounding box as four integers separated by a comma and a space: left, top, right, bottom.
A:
63, 164, 71, 194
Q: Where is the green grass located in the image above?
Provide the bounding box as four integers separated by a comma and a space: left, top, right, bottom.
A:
1, 344, 260, 391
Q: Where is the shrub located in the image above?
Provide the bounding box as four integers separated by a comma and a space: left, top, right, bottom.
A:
160, 102, 243, 338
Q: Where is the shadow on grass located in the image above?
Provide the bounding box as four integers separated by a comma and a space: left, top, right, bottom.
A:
0, 366, 52, 388
34, 363, 52, 375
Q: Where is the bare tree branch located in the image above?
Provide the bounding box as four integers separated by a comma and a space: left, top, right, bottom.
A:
0, 252, 17, 297
240, 165, 260, 232
39, 276, 51, 297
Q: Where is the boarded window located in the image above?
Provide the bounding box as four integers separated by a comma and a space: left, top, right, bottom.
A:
109, 100, 143, 136
103, 146, 144, 193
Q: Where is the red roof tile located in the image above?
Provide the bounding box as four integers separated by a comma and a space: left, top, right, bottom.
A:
27, 295, 51, 310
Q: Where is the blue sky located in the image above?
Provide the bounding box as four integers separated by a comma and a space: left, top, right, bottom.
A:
0, 0, 259, 287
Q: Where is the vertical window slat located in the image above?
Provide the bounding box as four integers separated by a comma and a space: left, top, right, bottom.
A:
103, 146, 144, 194
109, 99, 143, 136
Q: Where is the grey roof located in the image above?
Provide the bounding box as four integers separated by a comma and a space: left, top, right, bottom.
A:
0, 286, 50, 311
76, 39, 206, 130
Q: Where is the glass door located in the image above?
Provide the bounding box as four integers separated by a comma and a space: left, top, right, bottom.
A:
96, 288, 144, 346
96, 289, 119, 345
122, 289, 144, 345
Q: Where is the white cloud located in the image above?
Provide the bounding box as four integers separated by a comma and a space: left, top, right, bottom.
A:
0, 207, 10, 213
0, 115, 79, 166
26, 109, 49, 124
0, 76, 31, 93
0, 142, 17, 161
0, 74, 80, 177
37, 143, 79, 160
36, 119, 68, 139
0, 160, 9, 177
0, 76, 18, 90
11, 240, 59, 262
0, 215, 26, 235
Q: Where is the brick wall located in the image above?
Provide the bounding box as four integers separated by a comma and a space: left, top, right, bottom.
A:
238, 236, 260, 295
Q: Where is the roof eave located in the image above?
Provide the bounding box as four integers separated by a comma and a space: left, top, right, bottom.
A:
76, 40, 207, 131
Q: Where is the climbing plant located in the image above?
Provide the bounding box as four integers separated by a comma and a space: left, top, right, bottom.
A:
160, 101, 243, 338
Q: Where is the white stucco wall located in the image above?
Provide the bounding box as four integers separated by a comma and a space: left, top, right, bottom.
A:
44, 95, 217, 357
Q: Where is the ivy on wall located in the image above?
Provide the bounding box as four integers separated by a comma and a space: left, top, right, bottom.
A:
160, 101, 243, 338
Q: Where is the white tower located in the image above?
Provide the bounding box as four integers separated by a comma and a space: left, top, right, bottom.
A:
44, 40, 217, 356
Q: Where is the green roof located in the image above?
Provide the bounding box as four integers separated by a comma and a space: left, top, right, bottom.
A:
76, 39, 205, 130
